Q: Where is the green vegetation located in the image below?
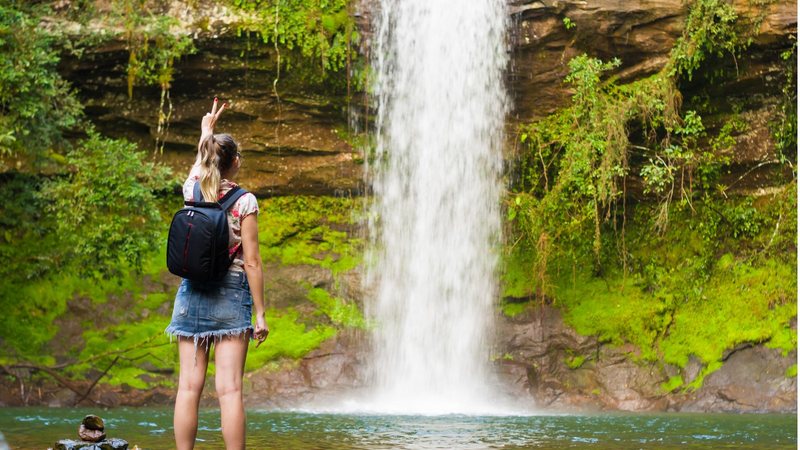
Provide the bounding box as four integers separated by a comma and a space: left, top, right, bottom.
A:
565, 354, 586, 370
40, 131, 175, 276
229, 0, 357, 74
0, 0, 794, 400
259, 195, 362, 274
244, 308, 336, 371
506, 0, 797, 391
307, 287, 367, 329
0, 3, 82, 159
661, 375, 683, 393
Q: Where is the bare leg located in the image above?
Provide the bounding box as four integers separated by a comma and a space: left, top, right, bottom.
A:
174, 338, 209, 450
214, 335, 249, 450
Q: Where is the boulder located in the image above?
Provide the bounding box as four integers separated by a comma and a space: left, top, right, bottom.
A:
54, 438, 128, 450
495, 304, 797, 412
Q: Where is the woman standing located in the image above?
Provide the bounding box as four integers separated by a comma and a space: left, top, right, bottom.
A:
165, 98, 269, 450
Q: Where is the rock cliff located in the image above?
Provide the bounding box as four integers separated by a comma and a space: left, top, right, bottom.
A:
495, 305, 796, 412
52, 0, 797, 412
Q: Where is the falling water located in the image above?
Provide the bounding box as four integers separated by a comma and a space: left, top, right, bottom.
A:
364, 0, 509, 414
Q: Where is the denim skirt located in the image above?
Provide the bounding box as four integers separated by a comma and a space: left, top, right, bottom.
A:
165, 270, 253, 343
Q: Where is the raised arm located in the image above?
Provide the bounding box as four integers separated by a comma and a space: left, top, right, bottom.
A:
195, 97, 227, 166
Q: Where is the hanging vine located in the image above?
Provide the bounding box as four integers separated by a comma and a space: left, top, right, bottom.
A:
118, 0, 195, 153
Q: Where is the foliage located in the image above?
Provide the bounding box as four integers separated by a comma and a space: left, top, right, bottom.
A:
244, 308, 336, 371
230, 0, 357, 74
306, 287, 366, 329
259, 195, 362, 274
39, 131, 174, 277
508, 0, 797, 391
771, 38, 797, 171
118, 2, 195, 98
0, 3, 82, 158
109, 0, 196, 152
0, 236, 166, 366
565, 354, 585, 370
76, 315, 175, 389
554, 189, 796, 390
668, 0, 740, 80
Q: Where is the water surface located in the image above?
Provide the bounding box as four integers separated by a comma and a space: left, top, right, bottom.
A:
0, 407, 795, 449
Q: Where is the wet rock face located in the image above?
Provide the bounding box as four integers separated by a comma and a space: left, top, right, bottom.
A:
61, 0, 795, 197
494, 305, 797, 412
508, 0, 795, 118
59, 34, 363, 198
681, 345, 797, 412
508, 0, 688, 120
245, 330, 370, 408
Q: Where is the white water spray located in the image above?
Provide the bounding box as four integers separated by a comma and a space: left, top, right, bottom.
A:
364, 0, 509, 414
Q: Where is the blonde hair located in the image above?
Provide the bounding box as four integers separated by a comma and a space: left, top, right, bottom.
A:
197, 134, 238, 202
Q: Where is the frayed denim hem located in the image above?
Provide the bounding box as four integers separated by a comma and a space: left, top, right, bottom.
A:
165, 326, 253, 365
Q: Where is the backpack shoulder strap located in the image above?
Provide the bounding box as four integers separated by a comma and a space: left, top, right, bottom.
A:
192, 181, 203, 202
219, 186, 248, 212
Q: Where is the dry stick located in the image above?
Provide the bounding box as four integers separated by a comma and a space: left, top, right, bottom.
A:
721, 159, 781, 194
2, 363, 95, 404
73, 355, 120, 406
2, 336, 169, 405
757, 212, 783, 257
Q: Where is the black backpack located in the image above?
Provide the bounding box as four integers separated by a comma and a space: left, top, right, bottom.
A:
166, 182, 248, 281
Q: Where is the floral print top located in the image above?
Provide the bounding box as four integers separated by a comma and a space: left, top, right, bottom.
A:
183, 165, 259, 272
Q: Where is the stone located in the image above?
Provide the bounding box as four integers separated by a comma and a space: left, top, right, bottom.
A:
494, 304, 796, 412
77, 415, 106, 442
77, 425, 106, 443
81, 414, 104, 431
54, 439, 128, 450
679, 346, 796, 412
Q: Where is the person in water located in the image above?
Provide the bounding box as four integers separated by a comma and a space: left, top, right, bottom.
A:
165, 98, 269, 450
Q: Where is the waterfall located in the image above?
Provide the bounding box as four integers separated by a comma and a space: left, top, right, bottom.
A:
364, 0, 509, 414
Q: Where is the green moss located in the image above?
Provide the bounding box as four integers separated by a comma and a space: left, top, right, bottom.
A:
552, 220, 796, 390
259, 196, 362, 274
500, 301, 528, 318
0, 240, 167, 366
565, 355, 586, 370
785, 364, 797, 378
76, 315, 175, 389
500, 244, 536, 299
661, 258, 796, 370
556, 271, 663, 360
661, 375, 684, 393
244, 308, 336, 371
306, 287, 366, 329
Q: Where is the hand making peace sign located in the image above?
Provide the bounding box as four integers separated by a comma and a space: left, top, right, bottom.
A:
201, 97, 227, 138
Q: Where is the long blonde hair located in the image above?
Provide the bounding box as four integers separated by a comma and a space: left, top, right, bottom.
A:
197, 133, 238, 202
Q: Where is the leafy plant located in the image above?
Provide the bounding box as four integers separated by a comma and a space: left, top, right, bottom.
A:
39, 131, 175, 277
0, 4, 82, 158
230, 0, 357, 74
